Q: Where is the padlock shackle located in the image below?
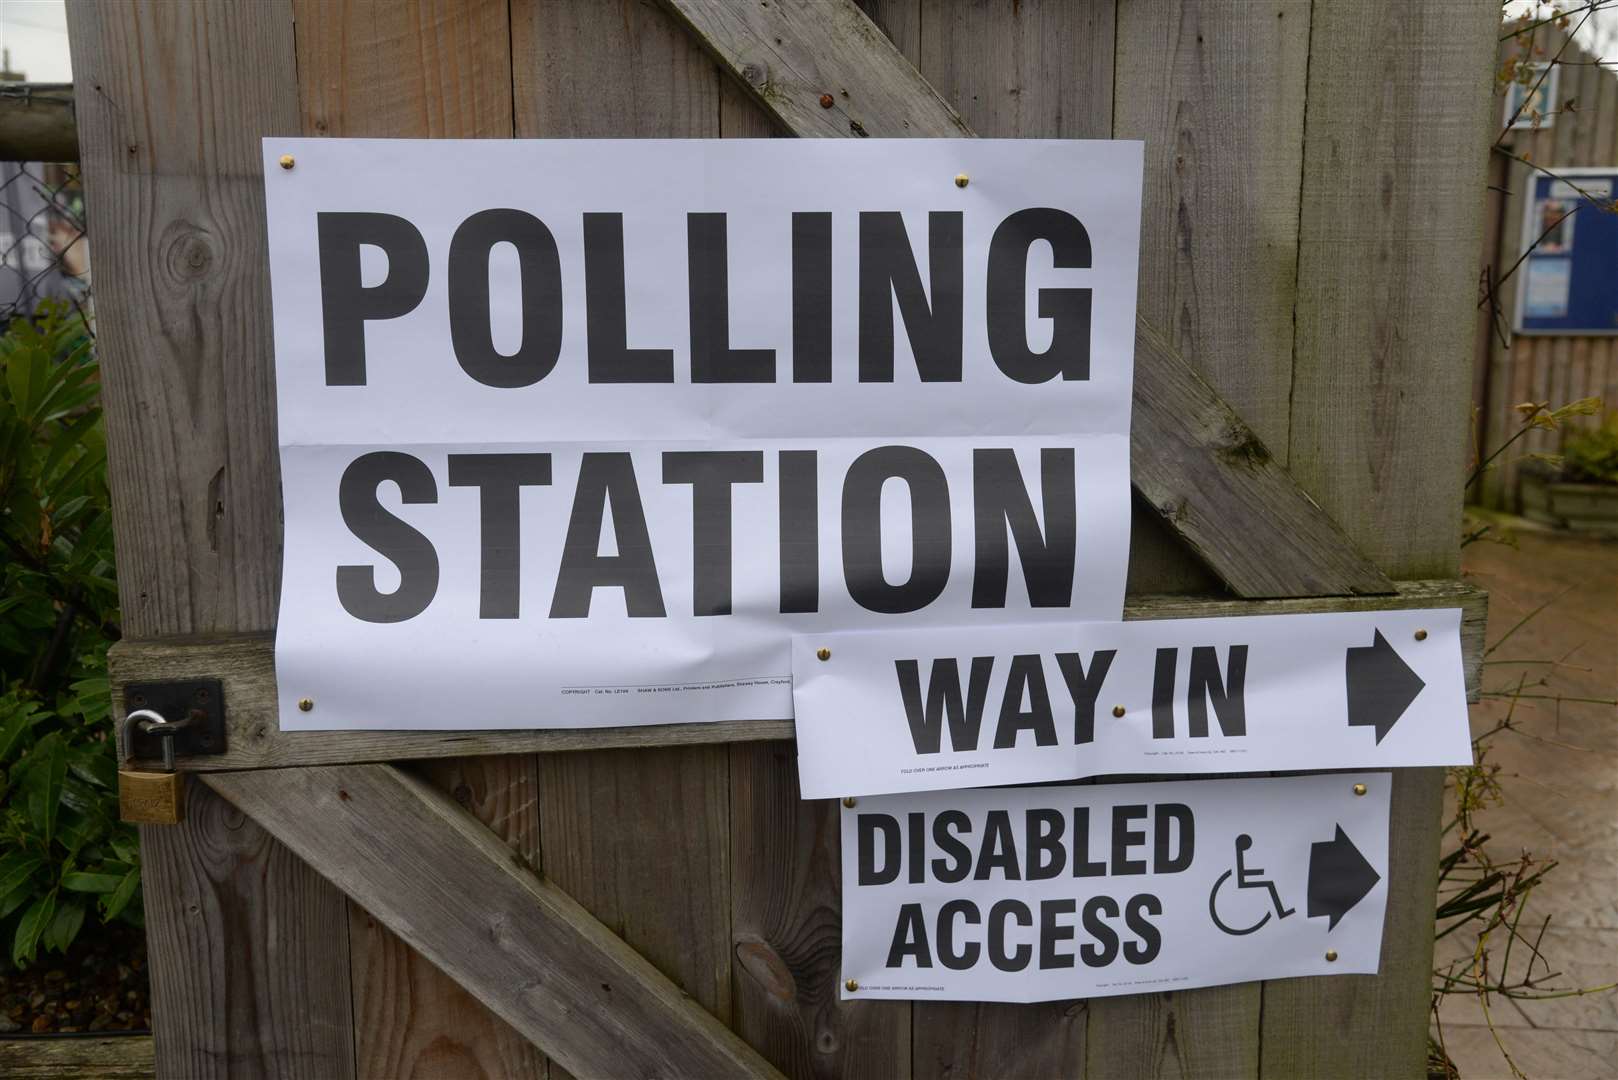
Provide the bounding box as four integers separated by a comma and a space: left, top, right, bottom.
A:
122, 708, 181, 772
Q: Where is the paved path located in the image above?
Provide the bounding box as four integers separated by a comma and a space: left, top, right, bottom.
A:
1433, 529, 1617, 1079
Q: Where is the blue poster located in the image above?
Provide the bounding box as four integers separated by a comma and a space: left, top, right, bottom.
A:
1517, 172, 1618, 335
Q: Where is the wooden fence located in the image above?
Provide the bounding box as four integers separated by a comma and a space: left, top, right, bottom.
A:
66, 1, 1497, 1076
1475, 22, 1618, 511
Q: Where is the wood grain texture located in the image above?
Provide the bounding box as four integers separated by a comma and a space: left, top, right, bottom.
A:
657, 0, 970, 139
1132, 320, 1395, 598
64, 2, 358, 1076
138, 782, 356, 1079
730, 740, 911, 1080
1265, 3, 1500, 1077
348, 756, 549, 1080
106, 580, 1487, 770
294, 0, 514, 138
668, 0, 1392, 600
66, 0, 289, 638
537, 745, 734, 1019
0, 1035, 155, 1079
203, 763, 781, 1080
869, 0, 1114, 142
514, 0, 726, 138
0, 84, 78, 161
1115, 0, 1310, 456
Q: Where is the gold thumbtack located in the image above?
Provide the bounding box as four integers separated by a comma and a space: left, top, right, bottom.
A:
816, 647, 832, 662
298, 698, 314, 712
278, 154, 296, 170
1353, 783, 1367, 796
954, 173, 969, 188
1324, 950, 1339, 962
843, 796, 857, 808
845, 978, 859, 992
1414, 629, 1428, 641
1112, 705, 1126, 718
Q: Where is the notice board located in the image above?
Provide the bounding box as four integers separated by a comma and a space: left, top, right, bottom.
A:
1515, 167, 1618, 335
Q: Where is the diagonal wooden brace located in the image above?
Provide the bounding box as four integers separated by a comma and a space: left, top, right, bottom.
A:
203, 764, 782, 1079
658, 0, 1396, 599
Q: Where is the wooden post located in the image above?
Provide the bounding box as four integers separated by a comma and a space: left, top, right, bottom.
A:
65, 2, 358, 1075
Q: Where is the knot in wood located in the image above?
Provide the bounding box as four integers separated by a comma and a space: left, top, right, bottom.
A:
1215, 418, 1271, 468
741, 61, 768, 88
162, 223, 217, 283
733, 938, 796, 1004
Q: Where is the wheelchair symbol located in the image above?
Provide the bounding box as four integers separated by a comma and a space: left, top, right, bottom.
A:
1208, 834, 1295, 936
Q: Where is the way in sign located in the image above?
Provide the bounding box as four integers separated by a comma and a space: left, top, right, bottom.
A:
793, 607, 1471, 799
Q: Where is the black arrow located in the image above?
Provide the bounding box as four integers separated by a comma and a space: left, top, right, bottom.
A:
1307, 825, 1381, 930
1345, 629, 1425, 744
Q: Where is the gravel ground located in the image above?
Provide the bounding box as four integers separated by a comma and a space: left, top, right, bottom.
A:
0, 921, 150, 1035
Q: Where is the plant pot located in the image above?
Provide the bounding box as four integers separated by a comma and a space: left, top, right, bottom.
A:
1519, 472, 1618, 537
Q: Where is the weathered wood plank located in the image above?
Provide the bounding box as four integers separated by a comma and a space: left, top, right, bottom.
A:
1116, 0, 1310, 456
511, 7, 741, 1079
0, 83, 77, 161
64, 1, 358, 1076
348, 756, 549, 1080
0, 1035, 155, 1079
661, 0, 1394, 600
138, 782, 356, 1079
107, 581, 1485, 772
657, 0, 969, 139
293, 0, 514, 139
203, 763, 782, 1079
1132, 320, 1395, 597
730, 740, 912, 1080
537, 745, 734, 1026
1263, 3, 1500, 1077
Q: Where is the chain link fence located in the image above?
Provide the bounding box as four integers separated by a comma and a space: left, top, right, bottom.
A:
0, 161, 89, 326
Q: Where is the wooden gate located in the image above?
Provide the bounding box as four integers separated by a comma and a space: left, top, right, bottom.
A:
66, 1, 1498, 1075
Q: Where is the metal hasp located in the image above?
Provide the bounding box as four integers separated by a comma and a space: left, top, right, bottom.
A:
121, 679, 227, 763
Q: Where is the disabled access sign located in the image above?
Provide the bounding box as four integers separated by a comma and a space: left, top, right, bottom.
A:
839, 773, 1389, 1003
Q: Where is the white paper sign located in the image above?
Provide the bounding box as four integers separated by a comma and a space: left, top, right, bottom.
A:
841, 773, 1390, 1002
795, 607, 1469, 798
264, 138, 1143, 730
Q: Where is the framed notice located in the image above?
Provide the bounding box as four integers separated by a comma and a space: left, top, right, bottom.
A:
1514, 168, 1618, 335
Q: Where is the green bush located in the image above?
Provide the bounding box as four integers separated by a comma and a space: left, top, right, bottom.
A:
0, 302, 137, 969
1562, 414, 1618, 484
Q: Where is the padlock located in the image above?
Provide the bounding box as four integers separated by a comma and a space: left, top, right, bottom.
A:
117, 708, 185, 824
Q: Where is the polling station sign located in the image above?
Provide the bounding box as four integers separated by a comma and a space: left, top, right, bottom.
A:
263, 138, 1142, 730
841, 773, 1390, 1002
795, 607, 1470, 798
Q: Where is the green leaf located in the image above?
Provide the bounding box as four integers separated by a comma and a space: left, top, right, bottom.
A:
0, 850, 44, 898
0, 879, 33, 919
68, 744, 116, 790
0, 702, 31, 765
12, 889, 55, 966
102, 867, 139, 922
43, 899, 85, 953
61, 871, 122, 893
21, 732, 67, 847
